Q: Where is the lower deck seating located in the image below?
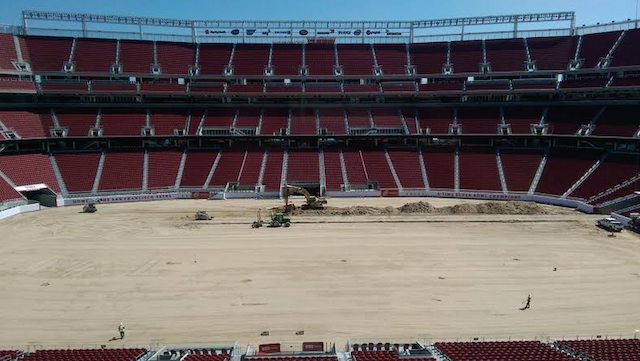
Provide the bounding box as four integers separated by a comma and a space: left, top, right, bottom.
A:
323, 149, 344, 191
342, 150, 368, 185
55, 153, 100, 193
0, 175, 23, 203
570, 153, 640, 201
180, 151, 218, 188
209, 150, 246, 188
388, 149, 425, 189
435, 341, 574, 361
423, 149, 455, 189
21, 348, 147, 361
98, 152, 144, 191
459, 148, 501, 191
237, 150, 263, 187
556, 339, 640, 361
262, 150, 283, 191
535, 149, 602, 195
361, 150, 396, 188
0, 154, 60, 193
183, 354, 230, 361
147, 150, 182, 189
500, 150, 544, 192
287, 150, 320, 183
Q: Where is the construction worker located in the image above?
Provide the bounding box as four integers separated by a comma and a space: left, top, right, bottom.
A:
118, 322, 126, 339
520, 294, 532, 311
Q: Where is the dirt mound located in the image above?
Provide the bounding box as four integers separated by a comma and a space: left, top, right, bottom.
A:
441, 201, 548, 215
398, 201, 436, 213
273, 201, 550, 216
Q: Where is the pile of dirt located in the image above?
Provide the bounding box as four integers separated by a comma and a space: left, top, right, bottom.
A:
397, 201, 436, 214
272, 201, 550, 216
441, 201, 549, 215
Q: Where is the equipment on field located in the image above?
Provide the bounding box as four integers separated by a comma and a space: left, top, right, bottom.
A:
194, 211, 213, 220
82, 202, 98, 213
268, 212, 291, 228
283, 184, 327, 212
252, 210, 264, 228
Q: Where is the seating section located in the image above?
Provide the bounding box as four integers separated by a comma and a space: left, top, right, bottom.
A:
272, 44, 302, 76
203, 109, 235, 128
435, 341, 574, 361
459, 148, 502, 191
73, 38, 116, 73
500, 150, 543, 192
342, 150, 368, 185
570, 153, 640, 201
151, 111, 187, 136
21, 348, 147, 361
98, 152, 144, 191
423, 149, 454, 189
199, 44, 233, 75
209, 149, 246, 187
100, 110, 147, 136
352, 351, 400, 361
261, 109, 289, 135
305, 44, 336, 75
287, 150, 320, 183
503, 107, 541, 134
319, 109, 346, 135
418, 108, 453, 134
183, 354, 230, 361
375, 44, 408, 75
360, 150, 397, 188
237, 149, 263, 187
527, 36, 576, 71
346, 109, 372, 128
119, 40, 154, 74
233, 44, 269, 75
55, 111, 97, 137
388, 149, 425, 189
579, 31, 621, 68
323, 149, 344, 191
545, 106, 600, 135
180, 151, 218, 188
0, 34, 19, 71
457, 108, 500, 134
147, 150, 182, 189
371, 109, 402, 128
486, 38, 526, 72
0, 154, 60, 193
262, 149, 283, 191
235, 109, 261, 129
535, 149, 601, 196
556, 339, 640, 361
338, 45, 374, 75
450, 40, 483, 73
157, 42, 196, 75
0, 111, 47, 139
592, 105, 640, 137
611, 29, 640, 67
25, 36, 71, 72
55, 152, 101, 193
290, 109, 317, 135
410, 43, 447, 74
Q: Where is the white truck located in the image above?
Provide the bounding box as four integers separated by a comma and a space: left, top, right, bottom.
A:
597, 217, 624, 232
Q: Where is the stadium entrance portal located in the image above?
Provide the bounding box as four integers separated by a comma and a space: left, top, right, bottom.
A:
15, 184, 57, 207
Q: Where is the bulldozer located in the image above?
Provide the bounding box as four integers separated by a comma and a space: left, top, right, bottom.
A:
194, 210, 213, 220
283, 184, 327, 213
82, 202, 98, 213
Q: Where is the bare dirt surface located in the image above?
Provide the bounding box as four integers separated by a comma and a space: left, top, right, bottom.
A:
0, 197, 639, 348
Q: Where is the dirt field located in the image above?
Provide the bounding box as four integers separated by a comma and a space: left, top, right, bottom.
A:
0, 197, 639, 348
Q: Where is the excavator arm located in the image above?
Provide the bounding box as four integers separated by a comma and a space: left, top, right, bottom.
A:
284, 184, 327, 210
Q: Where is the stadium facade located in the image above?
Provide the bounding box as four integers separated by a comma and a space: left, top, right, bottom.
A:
0, 10, 638, 222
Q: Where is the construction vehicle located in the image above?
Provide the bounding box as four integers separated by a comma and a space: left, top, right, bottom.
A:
82, 202, 98, 213
194, 211, 213, 220
283, 184, 327, 213
268, 212, 291, 228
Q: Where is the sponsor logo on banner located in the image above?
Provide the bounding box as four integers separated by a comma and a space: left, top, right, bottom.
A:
261, 29, 271, 35
246, 29, 257, 35
231, 29, 240, 35
366, 29, 381, 35
274, 30, 291, 35
354, 29, 362, 35
386, 30, 402, 36
337, 30, 351, 35
299, 29, 309, 35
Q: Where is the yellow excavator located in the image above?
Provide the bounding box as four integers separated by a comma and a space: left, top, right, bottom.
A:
283, 184, 327, 212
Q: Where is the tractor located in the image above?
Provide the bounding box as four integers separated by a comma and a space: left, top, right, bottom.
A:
268, 212, 291, 228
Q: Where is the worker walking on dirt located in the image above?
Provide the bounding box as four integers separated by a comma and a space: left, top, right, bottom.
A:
520, 294, 532, 310
118, 322, 126, 339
